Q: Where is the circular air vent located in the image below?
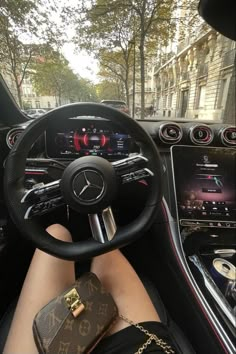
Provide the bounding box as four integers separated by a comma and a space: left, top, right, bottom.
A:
6, 128, 24, 149
159, 123, 183, 144
189, 124, 213, 145
220, 126, 236, 146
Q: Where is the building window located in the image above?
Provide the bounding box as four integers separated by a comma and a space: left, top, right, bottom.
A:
217, 78, 227, 108
169, 93, 174, 108
24, 76, 31, 84
163, 94, 168, 108
35, 101, 40, 108
26, 87, 31, 97
197, 85, 206, 108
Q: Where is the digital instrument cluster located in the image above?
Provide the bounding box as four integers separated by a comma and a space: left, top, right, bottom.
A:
45, 118, 133, 160
171, 146, 236, 228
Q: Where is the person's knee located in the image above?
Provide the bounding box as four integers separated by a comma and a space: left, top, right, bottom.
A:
46, 224, 72, 242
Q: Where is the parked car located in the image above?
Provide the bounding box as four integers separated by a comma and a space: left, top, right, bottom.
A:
25, 108, 47, 118
101, 100, 130, 115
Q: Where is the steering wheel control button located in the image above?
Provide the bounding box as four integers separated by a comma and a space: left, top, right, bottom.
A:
24, 196, 64, 219
61, 155, 117, 214
21, 180, 61, 203
121, 168, 154, 184
112, 155, 153, 184
73, 170, 104, 202
112, 154, 150, 181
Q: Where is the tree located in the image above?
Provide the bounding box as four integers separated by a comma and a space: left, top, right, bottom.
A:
0, 0, 66, 107
96, 80, 125, 101
68, 0, 136, 109
98, 48, 134, 105
32, 53, 97, 104
69, 0, 175, 118
127, 0, 175, 118
0, 31, 41, 107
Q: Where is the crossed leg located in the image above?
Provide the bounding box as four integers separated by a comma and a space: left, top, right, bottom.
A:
4, 224, 159, 354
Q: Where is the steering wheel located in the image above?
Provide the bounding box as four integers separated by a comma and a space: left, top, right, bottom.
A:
4, 103, 163, 260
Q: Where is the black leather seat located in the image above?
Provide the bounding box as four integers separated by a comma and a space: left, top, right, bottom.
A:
0, 277, 195, 353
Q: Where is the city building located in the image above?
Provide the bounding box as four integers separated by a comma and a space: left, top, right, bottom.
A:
129, 1, 235, 121
21, 74, 66, 110
153, 0, 236, 122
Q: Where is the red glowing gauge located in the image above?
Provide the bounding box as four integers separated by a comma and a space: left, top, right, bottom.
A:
73, 131, 81, 151
100, 134, 109, 147
83, 134, 89, 146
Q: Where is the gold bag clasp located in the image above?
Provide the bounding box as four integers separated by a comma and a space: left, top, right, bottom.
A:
64, 288, 85, 318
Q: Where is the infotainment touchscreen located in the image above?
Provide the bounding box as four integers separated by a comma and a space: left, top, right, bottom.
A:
171, 146, 236, 228
46, 118, 132, 160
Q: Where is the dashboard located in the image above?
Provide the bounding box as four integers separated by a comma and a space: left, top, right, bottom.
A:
45, 118, 133, 160
1, 117, 236, 227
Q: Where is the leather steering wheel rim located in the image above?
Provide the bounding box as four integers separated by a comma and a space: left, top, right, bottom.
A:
4, 103, 163, 260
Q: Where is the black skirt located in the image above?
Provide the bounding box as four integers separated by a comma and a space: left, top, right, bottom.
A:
92, 321, 180, 354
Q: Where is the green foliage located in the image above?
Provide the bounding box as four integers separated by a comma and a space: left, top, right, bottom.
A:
0, 0, 67, 106
96, 80, 125, 101
98, 47, 135, 104
32, 53, 98, 104
70, 0, 177, 118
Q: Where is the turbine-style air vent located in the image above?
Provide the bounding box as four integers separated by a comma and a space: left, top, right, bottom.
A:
220, 126, 236, 146
159, 123, 183, 144
6, 128, 24, 149
189, 124, 213, 145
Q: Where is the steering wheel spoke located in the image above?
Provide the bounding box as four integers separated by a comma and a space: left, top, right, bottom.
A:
88, 207, 117, 243
21, 180, 65, 219
112, 154, 154, 184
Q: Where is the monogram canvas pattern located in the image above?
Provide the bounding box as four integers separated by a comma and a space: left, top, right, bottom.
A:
33, 272, 118, 354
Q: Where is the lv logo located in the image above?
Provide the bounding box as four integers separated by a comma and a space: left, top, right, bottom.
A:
98, 303, 108, 316
46, 309, 61, 331
57, 341, 70, 354
77, 345, 86, 354
85, 279, 98, 295
65, 318, 74, 331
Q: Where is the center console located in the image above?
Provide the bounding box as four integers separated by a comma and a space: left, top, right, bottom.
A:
171, 146, 236, 341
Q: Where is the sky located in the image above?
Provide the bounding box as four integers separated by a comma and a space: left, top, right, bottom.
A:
62, 43, 99, 83
54, 0, 99, 83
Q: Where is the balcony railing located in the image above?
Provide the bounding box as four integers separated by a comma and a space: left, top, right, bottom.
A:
177, 37, 192, 53
222, 48, 236, 68
197, 63, 208, 78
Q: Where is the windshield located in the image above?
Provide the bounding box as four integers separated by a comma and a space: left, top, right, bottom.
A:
0, 0, 235, 123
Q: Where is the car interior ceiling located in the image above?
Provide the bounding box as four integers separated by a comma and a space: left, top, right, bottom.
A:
0, 1, 235, 354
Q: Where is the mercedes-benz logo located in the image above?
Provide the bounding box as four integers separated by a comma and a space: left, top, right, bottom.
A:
72, 170, 105, 202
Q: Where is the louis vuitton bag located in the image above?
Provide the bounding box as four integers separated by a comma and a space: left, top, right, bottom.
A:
33, 272, 118, 354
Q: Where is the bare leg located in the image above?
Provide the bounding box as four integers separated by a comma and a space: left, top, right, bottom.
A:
91, 249, 160, 335
4, 224, 75, 354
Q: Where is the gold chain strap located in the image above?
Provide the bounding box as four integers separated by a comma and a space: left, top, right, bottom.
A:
119, 315, 175, 354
